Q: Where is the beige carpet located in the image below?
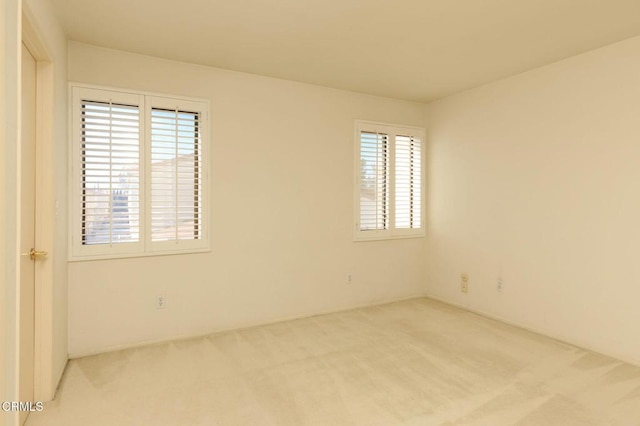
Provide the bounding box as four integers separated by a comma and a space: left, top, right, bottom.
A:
26, 298, 640, 425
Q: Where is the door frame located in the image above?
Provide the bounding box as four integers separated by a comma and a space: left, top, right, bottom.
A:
22, 6, 56, 402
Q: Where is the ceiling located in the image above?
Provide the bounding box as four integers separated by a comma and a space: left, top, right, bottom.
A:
50, 0, 640, 102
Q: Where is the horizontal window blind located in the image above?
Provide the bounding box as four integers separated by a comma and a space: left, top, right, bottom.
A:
395, 134, 421, 229
72, 85, 210, 260
359, 131, 389, 231
355, 121, 424, 240
150, 108, 202, 242
81, 100, 140, 245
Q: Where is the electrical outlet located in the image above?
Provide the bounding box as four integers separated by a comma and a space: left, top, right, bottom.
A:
461, 274, 469, 293
497, 278, 503, 292
347, 273, 352, 284
460, 274, 469, 293
156, 295, 166, 309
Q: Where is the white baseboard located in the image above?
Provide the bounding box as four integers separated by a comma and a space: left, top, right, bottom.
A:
424, 293, 640, 368
68, 293, 428, 359
69, 292, 640, 369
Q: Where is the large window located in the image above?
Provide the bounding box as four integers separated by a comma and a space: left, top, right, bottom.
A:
355, 121, 424, 240
70, 86, 209, 259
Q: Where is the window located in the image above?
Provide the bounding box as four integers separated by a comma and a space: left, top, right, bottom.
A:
70, 86, 209, 259
355, 121, 424, 240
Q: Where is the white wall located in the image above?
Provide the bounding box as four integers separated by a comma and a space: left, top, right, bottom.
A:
67, 42, 426, 357
1, 0, 22, 423
425, 35, 640, 365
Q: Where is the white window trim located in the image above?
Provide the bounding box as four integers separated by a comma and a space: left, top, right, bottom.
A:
68, 83, 211, 261
354, 120, 425, 241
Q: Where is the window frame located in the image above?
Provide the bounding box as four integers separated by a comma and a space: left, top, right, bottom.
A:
354, 120, 425, 241
69, 84, 210, 261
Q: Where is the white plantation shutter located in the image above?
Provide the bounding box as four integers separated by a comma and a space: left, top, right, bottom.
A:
80, 100, 140, 246
355, 121, 424, 240
150, 108, 202, 243
359, 131, 389, 231
71, 86, 209, 259
395, 134, 421, 229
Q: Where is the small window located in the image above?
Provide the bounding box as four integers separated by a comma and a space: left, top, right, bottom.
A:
70, 86, 209, 260
355, 121, 424, 240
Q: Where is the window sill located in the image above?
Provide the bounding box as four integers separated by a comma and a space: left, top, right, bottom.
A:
68, 247, 211, 262
353, 232, 425, 242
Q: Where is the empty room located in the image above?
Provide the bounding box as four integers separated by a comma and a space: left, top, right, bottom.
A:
2, 0, 640, 425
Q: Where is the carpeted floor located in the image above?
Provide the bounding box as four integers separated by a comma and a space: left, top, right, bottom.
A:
26, 298, 640, 425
